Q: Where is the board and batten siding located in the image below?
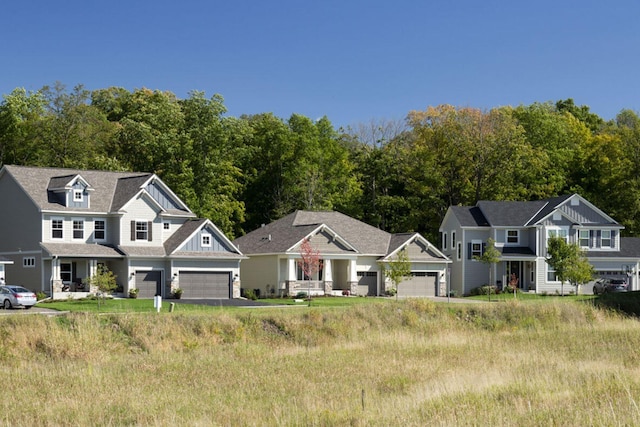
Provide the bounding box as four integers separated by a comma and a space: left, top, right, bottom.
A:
145, 181, 184, 211
306, 230, 355, 254
176, 227, 234, 253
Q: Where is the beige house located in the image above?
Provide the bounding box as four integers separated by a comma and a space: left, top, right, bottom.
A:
233, 210, 450, 297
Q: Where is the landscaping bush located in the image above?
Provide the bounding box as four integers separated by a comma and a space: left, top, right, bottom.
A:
470, 285, 497, 296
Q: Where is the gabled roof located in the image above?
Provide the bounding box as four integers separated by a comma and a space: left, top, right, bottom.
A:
384, 232, 450, 262
234, 211, 394, 255
449, 194, 619, 228
1, 165, 192, 216
163, 218, 244, 258
40, 242, 125, 258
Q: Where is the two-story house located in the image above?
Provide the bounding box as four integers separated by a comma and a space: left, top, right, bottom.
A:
0, 165, 244, 299
439, 194, 640, 295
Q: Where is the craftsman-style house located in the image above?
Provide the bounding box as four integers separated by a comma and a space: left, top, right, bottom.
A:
439, 194, 640, 295
233, 210, 451, 297
0, 165, 244, 299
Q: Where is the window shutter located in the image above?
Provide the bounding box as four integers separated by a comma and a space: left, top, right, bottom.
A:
611, 230, 616, 248
147, 221, 153, 241
467, 242, 472, 259
482, 242, 486, 255
596, 230, 601, 247
131, 221, 136, 241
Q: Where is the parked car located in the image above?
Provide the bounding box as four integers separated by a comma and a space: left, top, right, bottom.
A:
592, 278, 628, 295
0, 285, 37, 309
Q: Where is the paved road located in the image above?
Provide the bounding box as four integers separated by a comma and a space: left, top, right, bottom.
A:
0, 306, 65, 315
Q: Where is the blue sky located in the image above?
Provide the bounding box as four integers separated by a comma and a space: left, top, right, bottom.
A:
2, 1, 639, 129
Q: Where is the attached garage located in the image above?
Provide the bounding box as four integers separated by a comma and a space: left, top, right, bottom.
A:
357, 271, 378, 296
136, 270, 162, 298
179, 271, 231, 299
397, 272, 437, 297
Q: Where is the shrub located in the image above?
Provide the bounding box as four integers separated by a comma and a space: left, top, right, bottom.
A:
36, 291, 47, 301
172, 288, 183, 299
128, 288, 139, 299
470, 285, 497, 296
243, 289, 257, 300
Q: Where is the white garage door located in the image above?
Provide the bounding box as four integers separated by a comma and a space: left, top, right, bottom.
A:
179, 271, 231, 299
136, 271, 162, 298
397, 272, 437, 297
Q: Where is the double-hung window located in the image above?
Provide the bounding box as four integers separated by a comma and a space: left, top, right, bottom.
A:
72, 219, 84, 240
579, 230, 590, 248
94, 220, 106, 241
136, 221, 148, 241
471, 240, 482, 258
506, 230, 519, 244
51, 218, 63, 239
547, 227, 568, 242
601, 230, 612, 248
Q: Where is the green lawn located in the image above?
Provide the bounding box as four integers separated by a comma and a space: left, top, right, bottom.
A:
38, 297, 222, 313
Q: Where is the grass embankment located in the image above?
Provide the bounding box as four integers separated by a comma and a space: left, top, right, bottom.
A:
1, 299, 639, 425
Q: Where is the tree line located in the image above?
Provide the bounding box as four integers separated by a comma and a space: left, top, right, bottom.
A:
1, 83, 639, 241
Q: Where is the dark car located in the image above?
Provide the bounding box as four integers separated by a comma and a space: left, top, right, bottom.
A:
593, 278, 628, 295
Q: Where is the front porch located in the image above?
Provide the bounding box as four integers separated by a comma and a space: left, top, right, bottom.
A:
280, 257, 359, 297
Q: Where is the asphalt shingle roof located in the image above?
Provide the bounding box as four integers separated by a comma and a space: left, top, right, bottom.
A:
234, 211, 393, 255
4, 165, 153, 213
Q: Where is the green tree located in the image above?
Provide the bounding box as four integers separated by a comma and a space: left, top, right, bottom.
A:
0, 87, 47, 165
383, 248, 411, 299
566, 255, 595, 295
87, 265, 117, 309
473, 238, 501, 300
546, 236, 589, 295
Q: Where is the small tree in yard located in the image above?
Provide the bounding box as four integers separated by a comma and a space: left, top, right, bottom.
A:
87, 265, 117, 309
383, 248, 411, 300
298, 238, 322, 306
566, 250, 595, 295
546, 236, 592, 295
474, 238, 501, 301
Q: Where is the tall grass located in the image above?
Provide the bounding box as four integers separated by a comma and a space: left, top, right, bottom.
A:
0, 299, 639, 425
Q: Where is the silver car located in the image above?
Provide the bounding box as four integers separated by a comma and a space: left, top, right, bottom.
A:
0, 285, 37, 309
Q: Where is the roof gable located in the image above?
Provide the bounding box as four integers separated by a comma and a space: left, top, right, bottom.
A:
165, 219, 242, 256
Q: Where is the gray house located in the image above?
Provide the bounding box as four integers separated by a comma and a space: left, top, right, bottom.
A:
233, 210, 450, 297
439, 194, 640, 295
0, 165, 244, 299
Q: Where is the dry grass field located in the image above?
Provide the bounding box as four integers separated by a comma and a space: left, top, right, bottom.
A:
1, 299, 639, 426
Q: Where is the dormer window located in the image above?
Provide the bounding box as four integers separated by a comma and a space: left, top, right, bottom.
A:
73, 189, 83, 202
201, 233, 212, 247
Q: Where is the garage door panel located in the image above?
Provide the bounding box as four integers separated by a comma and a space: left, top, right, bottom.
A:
136, 271, 161, 299
180, 272, 230, 299
398, 272, 436, 297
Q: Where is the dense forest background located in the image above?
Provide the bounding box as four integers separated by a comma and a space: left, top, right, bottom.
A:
1, 83, 639, 242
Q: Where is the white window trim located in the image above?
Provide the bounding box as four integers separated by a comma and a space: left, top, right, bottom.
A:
72, 218, 84, 240
457, 242, 462, 261
471, 239, 482, 259
201, 233, 212, 248
135, 220, 149, 241
163, 222, 170, 231
73, 189, 83, 202
601, 230, 612, 248
51, 217, 64, 240
443, 232, 448, 250
546, 226, 569, 242
451, 232, 456, 248
93, 218, 106, 242
23, 257, 36, 268
506, 229, 519, 245
578, 229, 590, 249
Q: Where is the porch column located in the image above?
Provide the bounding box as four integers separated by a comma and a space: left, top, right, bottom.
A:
286, 258, 297, 296
323, 258, 333, 294
348, 259, 358, 295
51, 257, 63, 293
